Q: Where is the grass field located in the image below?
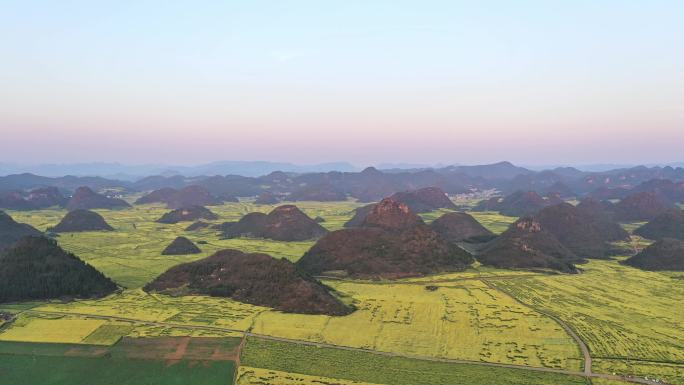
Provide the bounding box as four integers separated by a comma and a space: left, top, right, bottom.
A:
489, 259, 684, 383
0, 337, 239, 385
237, 366, 383, 385
467, 211, 518, 234
3, 202, 683, 383
7, 200, 361, 288
0, 313, 106, 344
240, 337, 590, 385
593, 358, 684, 384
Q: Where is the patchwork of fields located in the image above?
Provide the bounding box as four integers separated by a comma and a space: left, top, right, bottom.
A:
0, 338, 238, 385
1, 200, 682, 384
239, 337, 590, 385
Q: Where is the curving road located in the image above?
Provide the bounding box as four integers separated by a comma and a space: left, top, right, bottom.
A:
19, 309, 660, 384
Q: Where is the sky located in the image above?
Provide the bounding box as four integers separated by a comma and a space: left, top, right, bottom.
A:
1, 1, 683, 167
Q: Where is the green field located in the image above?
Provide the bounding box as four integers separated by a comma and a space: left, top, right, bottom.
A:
8, 200, 361, 288
0, 338, 238, 385
240, 337, 590, 385
2, 201, 682, 384
489, 259, 684, 384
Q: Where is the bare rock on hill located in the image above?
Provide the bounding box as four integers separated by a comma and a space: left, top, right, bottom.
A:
144, 249, 352, 315
66, 186, 130, 211
161, 236, 201, 255
430, 212, 494, 243
0, 210, 42, 253
297, 198, 473, 279
361, 198, 423, 230
157, 206, 219, 224
49, 210, 114, 233
623, 238, 684, 271
477, 217, 579, 273
613, 192, 675, 221
0, 236, 117, 302
634, 209, 684, 241
344, 204, 375, 228
389, 187, 457, 213
222, 205, 327, 241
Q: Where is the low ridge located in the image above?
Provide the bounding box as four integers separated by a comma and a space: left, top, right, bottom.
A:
477, 217, 579, 273
144, 248, 352, 315
623, 238, 684, 271
157, 206, 219, 224
297, 198, 473, 279
430, 212, 494, 243
66, 186, 131, 211
161, 236, 201, 255
634, 209, 684, 241
0, 236, 117, 302
388, 187, 457, 213
222, 205, 327, 241
49, 210, 114, 232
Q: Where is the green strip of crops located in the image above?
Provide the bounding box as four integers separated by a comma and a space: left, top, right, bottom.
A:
241, 337, 590, 385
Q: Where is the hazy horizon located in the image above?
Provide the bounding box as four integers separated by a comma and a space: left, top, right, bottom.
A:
2, 1, 683, 166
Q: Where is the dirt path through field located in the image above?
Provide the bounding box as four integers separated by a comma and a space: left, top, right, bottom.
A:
19, 308, 659, 384
481, 279, 592, 375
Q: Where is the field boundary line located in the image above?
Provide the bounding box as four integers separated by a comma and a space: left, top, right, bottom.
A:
17, 309, 660, 384
481, 279, 593, 375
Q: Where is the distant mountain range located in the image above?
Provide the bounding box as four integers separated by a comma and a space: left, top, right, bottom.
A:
0, 161, 359, 179
2, 161, 684, 206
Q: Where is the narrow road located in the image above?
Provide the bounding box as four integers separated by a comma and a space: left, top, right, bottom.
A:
481, 279, 592, 375
21, 309, 659, 384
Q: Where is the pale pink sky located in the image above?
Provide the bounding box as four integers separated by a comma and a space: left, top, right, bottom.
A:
1, 1, 683, 166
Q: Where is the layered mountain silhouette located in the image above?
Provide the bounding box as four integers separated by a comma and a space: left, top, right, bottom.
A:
144, 248, 352, 315
430, 212, 494, 243
288, 183, 346, 201
534, 203, 629, 258
221, 205, 327, 241
473, 191, 553, 217
49, 210, 114, 232
613, 192, 676, 221
0, 187, 66, 210
157, 206, 219, 224
66, 186, 130, 211
136, 185, 221, 209
389, 187, 457, 213
255, 192, 279, 204
477, 217, 579, 273
297, 198, 473, 279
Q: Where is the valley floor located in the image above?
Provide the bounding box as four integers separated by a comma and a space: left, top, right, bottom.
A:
1, 201, 682, 384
